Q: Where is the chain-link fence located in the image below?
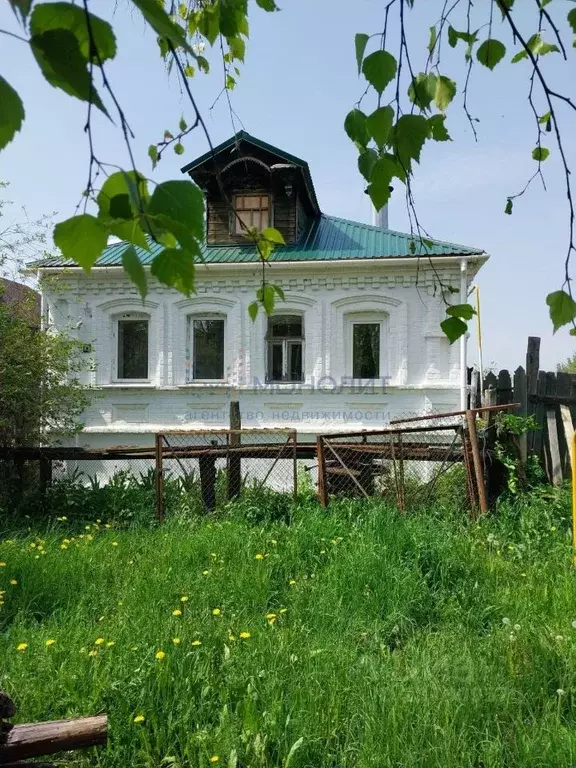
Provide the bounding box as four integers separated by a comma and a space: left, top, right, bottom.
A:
317, 416, 472, 511
157, 429, 298, 518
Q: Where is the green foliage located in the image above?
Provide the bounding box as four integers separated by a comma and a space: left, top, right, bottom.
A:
29, 2, 117, 62
440, 315, 467, 343
354, 32, 370, 74
556, 351, 576, 373
344, 108, 369, 148
546, 289, 576, 332
121, 245, 148, 300
1, 487, 576, 766
366, 105, 394, 148
0, 76, 25, 152
532, 146, 550, 162
476, 39, 506, 69
53, 214, 108, 271
446, 303, 476, 321
0, 299, 92, 448
361, 49, 397, 95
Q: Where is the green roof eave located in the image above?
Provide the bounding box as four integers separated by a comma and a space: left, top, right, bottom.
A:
180, 130, 320, 215
32, 214, 487, 269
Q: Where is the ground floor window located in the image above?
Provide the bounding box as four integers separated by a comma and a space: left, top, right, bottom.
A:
267, 314, 303, 382
346, 313, 387, 380
188, 316, 225, 380
117, 314, 149, 380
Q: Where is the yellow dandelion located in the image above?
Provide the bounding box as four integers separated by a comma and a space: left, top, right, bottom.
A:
172, 608, 182, 617
155, 650, 166, 660
266, 613, 277, 620
112, 542, 119, 547
212, 608, 221, 616
63, 539, 71, 544
10, 579, 17, 586
45, 639, 56, 647
279, 608, 288, 614
0, 562, 5, 567
133, 714, 145, 724
180, 595, 189, 602
16, 642, 28, 652
239, 631, 251, 639
255, 553, 264, 560
94, 637, 105, 646
202, 569, 210, 575
172, 637, 181, 645
271, 539, 278, 545
85, 525, 91, 531
106, 641, 115, 647
88, 649, 98, 657
191, 639, 202, 647
209, 756, 220, 764
289, 579, 296, 586
0, 601, 5, 607
30, 542, 36, 548
60, 544, 68, 550
131, 646, 138, 651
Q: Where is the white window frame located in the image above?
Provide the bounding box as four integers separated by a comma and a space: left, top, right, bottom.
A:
186, 313, 227, 383
266, 313, 305, 383
112, 311, 151, 383
345, 312, 388, 382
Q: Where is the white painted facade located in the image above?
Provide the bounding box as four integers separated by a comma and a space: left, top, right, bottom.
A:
39, 253, 486, 449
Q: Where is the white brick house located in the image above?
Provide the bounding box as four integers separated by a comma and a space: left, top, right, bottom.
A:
36, 132, 488, 450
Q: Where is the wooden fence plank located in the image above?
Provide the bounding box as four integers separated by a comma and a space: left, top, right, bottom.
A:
560, 404, 574, 474
483, 372, 498, 404
497, 369, 513, 406
514, 366, 527, 462
546, 408, 563, 486
533, 371, 547, 456
526, 336, 540, 451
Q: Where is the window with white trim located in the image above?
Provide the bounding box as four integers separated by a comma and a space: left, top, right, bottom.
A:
267, 315, 303, 382
187, 314, 225, 381
116, 313, 149, 380
346, 313, 387, 379
233, 193, 270, 234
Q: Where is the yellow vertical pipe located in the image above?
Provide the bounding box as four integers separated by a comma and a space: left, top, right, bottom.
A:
572, 431, 576, 566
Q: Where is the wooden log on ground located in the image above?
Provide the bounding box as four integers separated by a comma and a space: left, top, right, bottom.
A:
0, 715, 107, 762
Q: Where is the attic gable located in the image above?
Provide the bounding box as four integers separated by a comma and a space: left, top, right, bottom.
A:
181, 131, 320, 219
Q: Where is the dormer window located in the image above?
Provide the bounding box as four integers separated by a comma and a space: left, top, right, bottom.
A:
233, 193, 270, 234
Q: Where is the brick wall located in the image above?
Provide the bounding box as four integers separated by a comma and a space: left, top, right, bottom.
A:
41, 258, 478, 447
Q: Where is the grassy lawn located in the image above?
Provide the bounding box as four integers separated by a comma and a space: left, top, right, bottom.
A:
1, 489, 576, 767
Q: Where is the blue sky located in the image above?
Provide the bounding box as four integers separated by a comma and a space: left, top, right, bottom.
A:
1, 0, 575, 371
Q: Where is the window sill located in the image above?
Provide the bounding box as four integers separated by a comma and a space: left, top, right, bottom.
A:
100, 383, 156, 389
178, 382, 230, 389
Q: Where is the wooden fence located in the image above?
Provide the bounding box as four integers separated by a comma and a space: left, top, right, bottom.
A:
468, 336, 576, 485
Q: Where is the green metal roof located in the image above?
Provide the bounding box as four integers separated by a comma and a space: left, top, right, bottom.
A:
181, 130, 320, 214
36, 214, 484, 268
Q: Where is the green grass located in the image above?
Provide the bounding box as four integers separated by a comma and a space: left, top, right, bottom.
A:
2, 487, 576, 767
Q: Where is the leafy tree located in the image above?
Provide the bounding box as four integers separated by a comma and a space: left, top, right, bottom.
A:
0, 291, 93, 447
557, 352, 576, 374
1, 0, 575, 339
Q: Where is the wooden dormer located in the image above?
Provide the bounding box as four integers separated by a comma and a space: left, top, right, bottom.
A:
181, 131, 320, 246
